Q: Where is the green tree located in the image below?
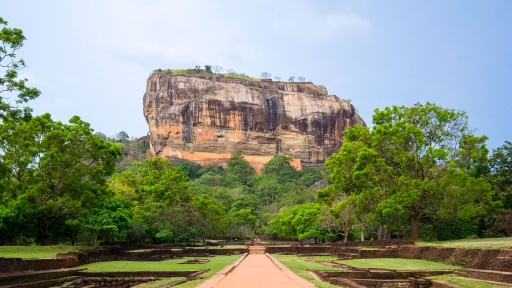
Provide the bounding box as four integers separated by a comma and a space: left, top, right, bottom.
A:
0, 114, 121, 244
0, 17, 41, 121
268, 203, 323, 241
193, 194, 228, 245
204, 65, 212, 73
137, 158, 195, 243
230, 208, 258, 240
321, 103, 493, 240
115, 131, 130, 142
489, 141, 512, 209
226, 150, 255, 184
263, 154, 298, 182
82, 198, 131, 246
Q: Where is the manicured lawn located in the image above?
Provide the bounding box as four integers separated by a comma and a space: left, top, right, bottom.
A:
430, 275, 508, 288
338, 258, 458, 270
416, 237, 512, 249
0, 245, 93, 259
78, 255, 242, 288
272, 255, 345, 288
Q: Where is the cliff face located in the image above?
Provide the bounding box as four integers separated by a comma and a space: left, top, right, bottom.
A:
143, 73, 365, 171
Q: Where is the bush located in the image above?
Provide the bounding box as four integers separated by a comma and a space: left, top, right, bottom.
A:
155, 229, 174, 243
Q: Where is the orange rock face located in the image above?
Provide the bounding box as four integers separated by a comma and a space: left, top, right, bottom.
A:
143, 73, 365, 171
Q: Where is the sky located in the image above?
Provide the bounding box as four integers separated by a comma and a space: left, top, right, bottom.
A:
2, 0, 511, 149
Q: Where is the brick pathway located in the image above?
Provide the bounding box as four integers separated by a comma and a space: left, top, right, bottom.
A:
202, 253, 315, 288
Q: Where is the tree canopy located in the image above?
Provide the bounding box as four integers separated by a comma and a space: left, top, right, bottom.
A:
319, 102, 494, 240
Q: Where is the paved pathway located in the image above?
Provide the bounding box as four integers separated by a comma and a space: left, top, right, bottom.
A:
202, 253, 315, 288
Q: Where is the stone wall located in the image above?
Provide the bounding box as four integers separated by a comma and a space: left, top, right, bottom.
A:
357, 246, 512, 272
63, 276, 158, 288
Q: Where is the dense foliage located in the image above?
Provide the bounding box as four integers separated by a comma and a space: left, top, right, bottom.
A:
1, 17, 511, 246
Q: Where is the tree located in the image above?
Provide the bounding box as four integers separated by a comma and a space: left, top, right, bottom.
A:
268, 203, 323, 242
230, 208, 258, 240
263, 154, 298, 182
226, 150, 255, 184
115, 131, 129, 142
193, 194, 228, 245
136, 158, 195, 243
321, 103, 493, 240
274, 76, 281, 81
297, 76, 306, 82
288, 76, 295, 82
0, 17, 41, 121
82, 198, 131, 246
260, 72, 272, 79
213, 65, 223, 74
204, 65, 212, 73
489, 141, 512, 209
0, 114, 122, 244
95, 132, 107, 139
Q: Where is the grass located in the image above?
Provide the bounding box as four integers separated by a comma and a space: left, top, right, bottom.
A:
416, 237, 512, 249
337, 258, 459, 271
0, 245, 93, 259
272, 255, 345, 288
153, 69, 262, 82
78, 255, 242, 288
430, 275, 508, 287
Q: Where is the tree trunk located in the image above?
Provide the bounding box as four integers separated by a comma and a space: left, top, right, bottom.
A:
428, 220, 439, 242
361, 226, 365, 241
38, 218, 50, 246
202, 236, 206, 246
411, 213, 420, 240
377, 226, 383, 240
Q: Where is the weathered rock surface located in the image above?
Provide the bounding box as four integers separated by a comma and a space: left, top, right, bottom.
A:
143, 73, 365, 171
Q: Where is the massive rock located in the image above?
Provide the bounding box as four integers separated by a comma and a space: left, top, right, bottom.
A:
143, 73, 365, 171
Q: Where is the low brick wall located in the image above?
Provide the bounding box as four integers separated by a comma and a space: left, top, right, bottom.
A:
76, 270, 206, 278
0, 257, 79, 274
316, 270, 451, 280
0, 268, 85, 286
63, 276, 161, 288
356, 246, 512, 272
454, 268, 512, 283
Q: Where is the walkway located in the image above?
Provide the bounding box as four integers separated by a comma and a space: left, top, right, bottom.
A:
198, 249, 315, 288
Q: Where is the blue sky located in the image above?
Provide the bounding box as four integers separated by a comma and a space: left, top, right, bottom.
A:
2, 0, 511, 149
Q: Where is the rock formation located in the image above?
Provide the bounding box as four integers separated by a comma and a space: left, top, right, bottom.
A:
143, 72, 365, 171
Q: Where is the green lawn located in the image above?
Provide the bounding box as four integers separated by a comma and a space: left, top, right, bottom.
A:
430, 275, 508, 287
0, 245, 93, 259
272, 255, 345, 288
79, 255, 242, 288
416, 237, 512, 249
338, 258, 458, 271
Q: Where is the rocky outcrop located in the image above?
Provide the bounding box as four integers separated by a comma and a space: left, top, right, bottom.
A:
143, 73, 365, 171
